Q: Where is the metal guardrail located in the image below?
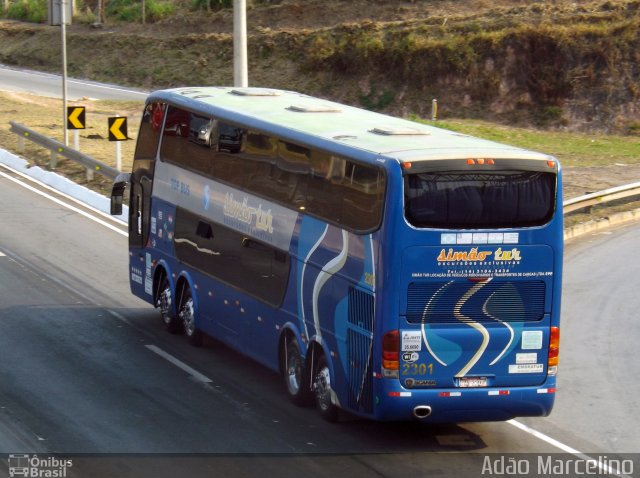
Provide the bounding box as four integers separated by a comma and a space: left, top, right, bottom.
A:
563, 182, 640, 214
8, 120, 640, 216
9, 121, 120, 181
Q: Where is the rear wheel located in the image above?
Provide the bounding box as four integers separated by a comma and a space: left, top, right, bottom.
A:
313, 354, 339, 422
179, 286, 203, 347
282, 337, 310, 405
157, 275, 181, 334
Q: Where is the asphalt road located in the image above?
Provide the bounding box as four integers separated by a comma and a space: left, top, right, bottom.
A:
1, 65, 638, 478
0, 164, 638, 477
0, 64, 148, 101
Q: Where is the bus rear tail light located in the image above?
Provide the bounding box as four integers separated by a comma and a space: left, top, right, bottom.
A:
548, 326, 560, 375
382, 330, 400, 378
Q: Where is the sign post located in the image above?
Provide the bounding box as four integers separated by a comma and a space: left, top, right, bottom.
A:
49, 0, 72, 146
108, 116, 128, 171
66, 106, 86, 151
61, 0, 68, 146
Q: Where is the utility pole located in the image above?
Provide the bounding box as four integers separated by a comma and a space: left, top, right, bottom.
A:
61, 0, 69, 146
233, 0, 248, 87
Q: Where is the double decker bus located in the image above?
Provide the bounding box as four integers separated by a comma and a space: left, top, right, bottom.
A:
111, 87, 562, 422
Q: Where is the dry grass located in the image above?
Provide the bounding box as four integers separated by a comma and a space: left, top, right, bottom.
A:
0, 91, 143, 194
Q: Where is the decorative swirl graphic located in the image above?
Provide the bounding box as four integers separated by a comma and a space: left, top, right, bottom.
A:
454, 280, 491, 378
421, 281, 455, 367
299, 224, 329, 339
312, 230, 349, 341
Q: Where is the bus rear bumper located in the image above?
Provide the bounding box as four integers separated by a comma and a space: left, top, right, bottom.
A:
373, 381, 557, 422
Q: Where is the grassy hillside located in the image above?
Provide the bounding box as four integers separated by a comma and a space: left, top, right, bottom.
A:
1, 0, 639, 134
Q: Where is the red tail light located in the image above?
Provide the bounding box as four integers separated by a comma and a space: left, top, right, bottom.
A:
548, 326, 560, 374
382, 330, 400, 377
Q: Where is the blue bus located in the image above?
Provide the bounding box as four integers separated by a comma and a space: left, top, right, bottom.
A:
111, 87, 562, 422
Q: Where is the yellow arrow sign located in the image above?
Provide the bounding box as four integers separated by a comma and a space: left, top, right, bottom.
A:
108, 117, 128, 141
67, 106, 86, 130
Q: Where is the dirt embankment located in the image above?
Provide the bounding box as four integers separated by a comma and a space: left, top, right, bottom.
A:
1, 0, 639, 133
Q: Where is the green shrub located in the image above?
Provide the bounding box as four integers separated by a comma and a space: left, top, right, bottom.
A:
358, 88, 395, 111
146, 0, 176, 21
106, 0, 176, 22
533, 106, 567, 127
627, 122, 640, 135
192, 0, 233, 10
5, 0, 47, 23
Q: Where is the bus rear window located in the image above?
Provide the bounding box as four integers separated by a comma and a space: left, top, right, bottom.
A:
405, 171, 556, 229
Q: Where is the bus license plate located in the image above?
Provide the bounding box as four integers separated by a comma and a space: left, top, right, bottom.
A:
458, 377, 488, 388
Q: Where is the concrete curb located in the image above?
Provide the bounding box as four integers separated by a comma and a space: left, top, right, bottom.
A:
564, 208, 640, 241
0, 147, 128, 223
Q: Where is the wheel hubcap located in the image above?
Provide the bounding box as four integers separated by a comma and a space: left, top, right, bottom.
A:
158, 285, 172, 324
314, 365, 332, 411
287, 351, 301, 395
180, 297, 195, 336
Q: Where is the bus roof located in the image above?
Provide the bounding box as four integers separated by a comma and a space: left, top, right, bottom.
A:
149, 87, 554, 164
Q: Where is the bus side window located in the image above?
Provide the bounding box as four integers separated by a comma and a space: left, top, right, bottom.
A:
306, 153, 344, 224
341, 162, 385, 230
213, 123, 247, 189
134, 102, 165, 161
244, 131, 277, 196
160, 106, 216, 177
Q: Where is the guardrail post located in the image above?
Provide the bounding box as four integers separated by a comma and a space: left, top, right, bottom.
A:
50, 150, 58, 169
86, 167, 94, 181
17, 135, 25, 153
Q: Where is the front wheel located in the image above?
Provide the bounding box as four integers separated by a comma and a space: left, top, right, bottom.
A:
313, 354, 339, 422
178, 286, 203, 347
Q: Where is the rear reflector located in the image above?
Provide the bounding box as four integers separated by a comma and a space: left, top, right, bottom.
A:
388, 391, 412, 397
537, 388, 557, 394
488, 390, 510, 396
438, 392, 462, 397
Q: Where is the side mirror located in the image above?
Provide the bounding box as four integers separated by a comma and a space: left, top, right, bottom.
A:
110, 173, 131, 216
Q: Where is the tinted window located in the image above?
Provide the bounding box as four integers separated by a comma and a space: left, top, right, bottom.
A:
159, 106, 386, 233
405, 171, 556, 229
134, 102, 165, 161
174, 208, 290, 307
161, 106, 215, 176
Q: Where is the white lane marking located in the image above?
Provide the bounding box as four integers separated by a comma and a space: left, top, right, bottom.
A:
0, 251, 5, 257
145, 345, 213, 383
68, 79, 148, 97
0, 66, 148, 98
0, 170, 127, 237
508, 420, 626, 477
0, 161, 127, 227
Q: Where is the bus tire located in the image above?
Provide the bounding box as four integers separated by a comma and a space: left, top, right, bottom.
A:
282, 336, 311, 406
313, 354, 339, 422
157, 275, 182, 334
179, 286, 203, 347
